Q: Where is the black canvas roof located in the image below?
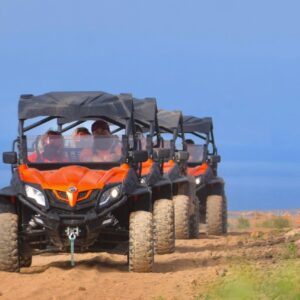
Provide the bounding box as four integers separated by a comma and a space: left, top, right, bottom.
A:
182, 116, 213, 134
157, 109, 182, 131
133, 98, 157, 125
19, 92, 133, 121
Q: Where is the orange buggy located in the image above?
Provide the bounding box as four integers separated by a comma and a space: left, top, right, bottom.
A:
1, 92, 153, 272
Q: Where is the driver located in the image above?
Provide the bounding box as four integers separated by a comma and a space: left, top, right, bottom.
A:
91, 120, 122, 162
28, 130, 67, 163
74, 120, 121, 162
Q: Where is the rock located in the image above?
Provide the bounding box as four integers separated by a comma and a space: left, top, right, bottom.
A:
250, 231, 263, 239
264, 249, 273, 259
215, 268, 227, 276
248, 241, 265, 247
284, 228, 300, 242
237, 240, 244, 247
78, 287, 86, 291
191, 279, 198, 287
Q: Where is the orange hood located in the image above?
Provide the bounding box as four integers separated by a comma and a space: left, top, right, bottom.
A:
141, 159, 154, 176
187, 163, 209, 177
163, 160, 175, 174
19, 164, 130, 207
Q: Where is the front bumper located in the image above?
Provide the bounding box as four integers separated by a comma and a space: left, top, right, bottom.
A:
19, 194, 128, 249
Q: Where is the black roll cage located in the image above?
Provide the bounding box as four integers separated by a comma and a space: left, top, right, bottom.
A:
16, 92, 141, 167
184, 129, 217, 156
18, 116, 134, 165
157, 112, 187, 159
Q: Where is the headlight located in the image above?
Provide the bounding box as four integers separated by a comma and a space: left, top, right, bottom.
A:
99, 185, 122, 207
25, 185, 46, 206
140, 176, 147, 184
195, 176, 202, 185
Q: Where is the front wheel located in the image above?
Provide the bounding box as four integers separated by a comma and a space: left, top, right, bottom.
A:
129, 211, 154, 272
0, 212, 19, 272
206, 195, 224, 235
153, 199, 175, 254
173, 195, 190, 239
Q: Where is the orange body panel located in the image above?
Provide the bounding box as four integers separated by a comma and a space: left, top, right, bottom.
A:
187, 163, 209, 177
141, 159, 154, 176
163, 160, 175, 174
19, 164, 130, 207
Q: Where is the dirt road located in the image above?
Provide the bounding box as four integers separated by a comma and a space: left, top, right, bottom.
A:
0, 224, 292, 300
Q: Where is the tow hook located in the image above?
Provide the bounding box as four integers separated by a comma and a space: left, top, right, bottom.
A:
65, 227, 80, 267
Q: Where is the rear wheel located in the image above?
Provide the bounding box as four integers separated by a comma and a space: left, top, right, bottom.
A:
0, 212, 19, 272
153, 199, 175, 254
129, 211, 154, 272
189, 197, 200, 238
206, 195, 223, 235
173, 195, 190, 239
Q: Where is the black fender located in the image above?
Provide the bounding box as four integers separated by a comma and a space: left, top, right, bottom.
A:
129, 185, 152, 212
152, 178, 172, 201
146, 162, 162, 187
0, 186, 17, 212
0, 186, 17, 197
123, 169, 141, 195
172, 176, 190, 197
164, 163, 181, 182
207, 177, 225, 196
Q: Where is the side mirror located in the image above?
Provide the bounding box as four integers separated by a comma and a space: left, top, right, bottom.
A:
153, 148, 171, 160
3, 152, 18, 164
131, 150, 148, 163
175, 151, 189, 162
209, 155, 221, 163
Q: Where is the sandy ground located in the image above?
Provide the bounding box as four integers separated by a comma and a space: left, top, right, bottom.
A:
0, 217, 296, 300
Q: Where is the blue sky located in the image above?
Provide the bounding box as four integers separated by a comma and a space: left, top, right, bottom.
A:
0, 0, 300, 210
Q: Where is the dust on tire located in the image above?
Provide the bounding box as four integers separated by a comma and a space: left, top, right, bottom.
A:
0, 213, 19, 272
206, 195, 223, 235
173, 195, 190, 239
129, 211, 154, 272
154, 199, 175, 254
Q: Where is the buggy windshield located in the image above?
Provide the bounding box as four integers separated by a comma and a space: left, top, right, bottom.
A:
186, 144, 206, 164
26, 135, 122, 163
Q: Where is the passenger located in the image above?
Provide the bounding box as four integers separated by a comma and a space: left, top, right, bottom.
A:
91, 120, 122, 162
72, 127, 91, 147
185, 139, 195, 162
185, 139, 195, 145
28, 130, 67, 163
186, 139, 206, 163
72, 127, 92, 162
91, 120, 111, 137
73, 127, 91, 138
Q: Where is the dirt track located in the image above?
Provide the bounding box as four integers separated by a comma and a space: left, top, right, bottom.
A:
0, 224, 291, 300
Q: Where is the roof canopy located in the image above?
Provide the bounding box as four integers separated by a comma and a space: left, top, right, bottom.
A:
133, 98, 157, 125
19, 92, 133, 121
157, 110, 182, 131
182, 116, 213, 134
